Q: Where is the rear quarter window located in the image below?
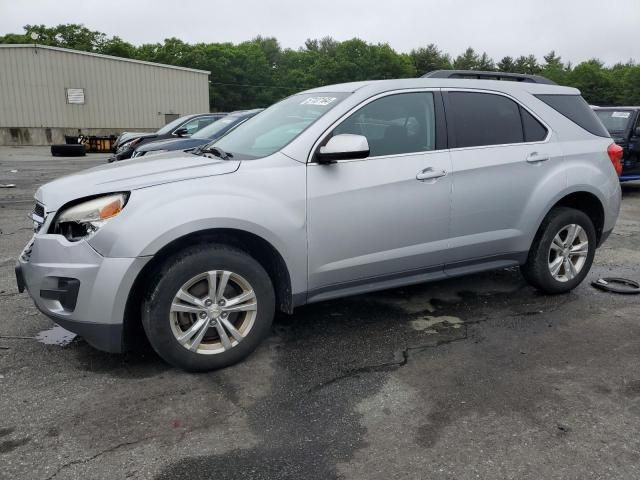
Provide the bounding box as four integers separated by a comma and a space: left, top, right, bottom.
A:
520, 107, 548, 142
535, 94, 610, 138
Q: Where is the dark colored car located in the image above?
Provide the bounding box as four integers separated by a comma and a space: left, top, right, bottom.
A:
131, 109, 263, 158
594, 107, 640, 181
108, 113, 226, 162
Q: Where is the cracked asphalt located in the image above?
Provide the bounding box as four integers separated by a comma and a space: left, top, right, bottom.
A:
1, 146, 640, 480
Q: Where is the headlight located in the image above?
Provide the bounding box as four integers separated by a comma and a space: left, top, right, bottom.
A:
116, 142, 131, 153
117, 138, 142, 153
52, 193, 128, 241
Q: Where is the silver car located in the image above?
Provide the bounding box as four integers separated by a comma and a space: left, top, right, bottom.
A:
16, 76, 622, 371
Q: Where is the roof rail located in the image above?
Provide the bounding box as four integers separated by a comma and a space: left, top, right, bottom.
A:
422, 70, 557, 85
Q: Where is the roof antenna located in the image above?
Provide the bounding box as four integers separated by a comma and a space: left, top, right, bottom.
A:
30, 32, 39, 54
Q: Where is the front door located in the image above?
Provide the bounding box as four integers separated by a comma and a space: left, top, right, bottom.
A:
307, 91, 452, 299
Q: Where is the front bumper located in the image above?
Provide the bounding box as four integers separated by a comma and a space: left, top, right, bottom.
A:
17, 234, 150, 353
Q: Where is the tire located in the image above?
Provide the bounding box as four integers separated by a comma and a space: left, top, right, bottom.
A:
521, 207, 596, 294
141, 244, 275, 372
51, 144, 86, 157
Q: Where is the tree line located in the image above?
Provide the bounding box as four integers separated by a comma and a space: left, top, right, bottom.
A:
2, 24, 639, 111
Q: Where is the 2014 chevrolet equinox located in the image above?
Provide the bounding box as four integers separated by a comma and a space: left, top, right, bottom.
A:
16, 75, 622, 371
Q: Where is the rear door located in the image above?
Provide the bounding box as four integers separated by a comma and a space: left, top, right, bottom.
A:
443, 89, 563, 271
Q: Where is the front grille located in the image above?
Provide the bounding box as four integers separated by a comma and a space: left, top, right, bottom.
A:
32, 202, 46, 233
33, 203, 45, 218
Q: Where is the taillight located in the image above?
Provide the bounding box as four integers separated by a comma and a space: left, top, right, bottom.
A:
607, 143, 623, 176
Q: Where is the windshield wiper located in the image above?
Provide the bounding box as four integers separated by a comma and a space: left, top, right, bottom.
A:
200, 145, 233, 160
192, 144, 205, 155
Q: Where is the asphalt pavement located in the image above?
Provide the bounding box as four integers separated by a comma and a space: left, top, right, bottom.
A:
1, 147, 639, 480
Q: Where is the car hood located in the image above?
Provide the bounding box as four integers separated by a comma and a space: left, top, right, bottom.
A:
137, 137, 208, 153
36, 152, 240, 212
116, 131, 156, 146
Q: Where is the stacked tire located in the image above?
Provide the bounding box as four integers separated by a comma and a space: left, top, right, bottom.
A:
51, 144, 86, 157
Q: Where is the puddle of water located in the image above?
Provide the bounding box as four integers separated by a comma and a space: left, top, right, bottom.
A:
34, 325, 77, 346
411, 315, 464, 333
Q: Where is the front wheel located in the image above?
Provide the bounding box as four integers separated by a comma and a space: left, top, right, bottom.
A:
521, 207, 596, 294
142, 245, 275, 372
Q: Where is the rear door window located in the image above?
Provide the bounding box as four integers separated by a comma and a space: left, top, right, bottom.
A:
448, 92, 524, 148
536, 94, 610, 137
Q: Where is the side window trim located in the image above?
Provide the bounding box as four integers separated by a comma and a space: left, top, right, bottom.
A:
442, 88, 551, 150
172, 115, 208, 136
308, 88, 448, 164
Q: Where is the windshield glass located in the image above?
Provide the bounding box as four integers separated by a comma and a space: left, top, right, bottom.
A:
192, 115, 242, 139
212, 92, 349, 159
595, 109, 633, 133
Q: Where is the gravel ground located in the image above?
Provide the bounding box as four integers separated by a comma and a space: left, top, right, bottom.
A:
1, 146, 639, 480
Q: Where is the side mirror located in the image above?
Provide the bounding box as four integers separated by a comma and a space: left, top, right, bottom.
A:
174, 127, 189, 137
316, 134, 370, 163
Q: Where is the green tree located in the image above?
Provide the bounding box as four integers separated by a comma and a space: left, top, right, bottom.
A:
568, 59, 615, 105
514, 54, 541, 74
541, 50, 567, 84
497, 56, 517, 72
410, 44, 452, 75
24, 24, 106, 51
98, 36, 136, 58
453, 47, 479, 70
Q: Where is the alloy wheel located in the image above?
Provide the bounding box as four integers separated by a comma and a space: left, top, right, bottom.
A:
548, 224, 589, 283
169, 270, 257, 354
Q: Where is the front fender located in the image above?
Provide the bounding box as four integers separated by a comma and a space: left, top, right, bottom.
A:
88, 154, 308, 294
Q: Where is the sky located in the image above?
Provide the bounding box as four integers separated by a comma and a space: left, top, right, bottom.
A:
1, 0, 639, 66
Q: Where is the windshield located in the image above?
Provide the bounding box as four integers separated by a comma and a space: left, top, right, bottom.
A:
595, 109, 633, 133
192, 115, 243, 139
212, 92, 349, 159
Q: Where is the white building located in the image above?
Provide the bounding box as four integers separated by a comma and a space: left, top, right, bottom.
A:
0, 44, 210, 145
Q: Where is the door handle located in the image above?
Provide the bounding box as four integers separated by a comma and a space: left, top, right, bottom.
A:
526, 152, 550, 163
416, 167, 447, 181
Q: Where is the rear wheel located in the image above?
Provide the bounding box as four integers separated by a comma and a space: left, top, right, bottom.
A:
521, 207, 596, 294
142, 245, 275, 371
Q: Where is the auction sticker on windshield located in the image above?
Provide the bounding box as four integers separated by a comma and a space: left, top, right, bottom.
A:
300, 97, 337, 106
612, 111, 631, 118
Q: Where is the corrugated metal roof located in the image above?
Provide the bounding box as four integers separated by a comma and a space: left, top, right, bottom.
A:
0, 44, 210, 75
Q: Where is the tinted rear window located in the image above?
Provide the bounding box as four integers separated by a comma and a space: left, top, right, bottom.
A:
535, 94, 609, 137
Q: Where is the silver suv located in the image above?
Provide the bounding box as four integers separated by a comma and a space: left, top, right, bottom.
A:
16, 75, 622, 371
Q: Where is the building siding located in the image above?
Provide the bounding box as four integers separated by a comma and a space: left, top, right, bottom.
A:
0, 45, 210, 130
